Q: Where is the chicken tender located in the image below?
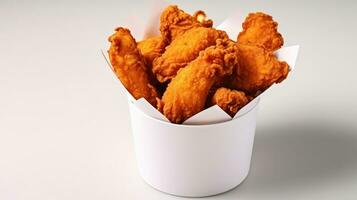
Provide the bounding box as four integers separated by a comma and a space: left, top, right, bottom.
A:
137, 36, 168, 95
160, 5, 213, 43
108, 27, 158, 106
237, 12, 284, 52
157, 39, 238, 123
137, 36, 167, 66
210, 87, 251, 117
153, 27, 228, 82
231, 44, 289, 95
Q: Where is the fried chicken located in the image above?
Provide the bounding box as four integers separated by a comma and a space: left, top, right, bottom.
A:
108, 27, 159, 106
160, 5, 213, 43
153, 27, 228, 82
231, 44, 289, 95
137, 36, 168, 95
157, 39, 238, 123
237, 12, 284, 52
210, 87, 251, 117
137, 36, 167, 67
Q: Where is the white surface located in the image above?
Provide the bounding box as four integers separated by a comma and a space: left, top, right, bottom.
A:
1, 0, 357, 200
129, 100, 258, 197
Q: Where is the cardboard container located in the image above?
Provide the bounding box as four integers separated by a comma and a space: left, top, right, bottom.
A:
102, 44, 298, 197
128, 98, 260, 197
102, 44, 298, 196
103, 1, 299, 196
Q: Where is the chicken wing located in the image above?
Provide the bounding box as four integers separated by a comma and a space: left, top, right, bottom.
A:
153, 27, 228, 82
237, 12, 284, 52
108, 27, 159, 106
157, 39, 238, 123
231, 44, 289, 95
160, 5, 213, 43
210, 87, 251, 117
137, 36, 167, 67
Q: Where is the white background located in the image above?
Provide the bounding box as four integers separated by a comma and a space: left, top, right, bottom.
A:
1, 0, 357, 199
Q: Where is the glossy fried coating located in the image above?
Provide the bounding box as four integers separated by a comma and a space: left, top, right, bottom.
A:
157, 39, 238, 123
108, 27, 158, 106
231, 44, 289, 95
153, 27, 228, 82
210, 87, 251, 117
137, 36, 167, 66
137, 36, 167, 95
237, 12, 284, 52
160, 5, 213, 43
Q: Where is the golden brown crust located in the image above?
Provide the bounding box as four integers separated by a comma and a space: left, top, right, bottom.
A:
137, 36, 167, 67
158, 39, 238, 123
160, 5, 213, 43
108, 27, 158, 106
153, 27, 228, 82
231, 44, 289, 95
193, 10, 213, 26
210, 87, 251, 117
237, 12, 284, 52
107, 8, 290, 123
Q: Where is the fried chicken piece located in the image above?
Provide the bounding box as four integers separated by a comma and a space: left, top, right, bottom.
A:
137, 36, 167, 67
231, 44, 289, 95
210, 87, 251, 117
108, 27, 158, 106
137, 36, 168, 95
157, 39, 238, 123
237, 12, 284, 52
194, 10, 210, 24
153, 27, 228, 82
160, 5, 213, 43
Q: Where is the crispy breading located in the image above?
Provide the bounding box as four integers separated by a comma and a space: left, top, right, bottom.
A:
231, 44, 289, 95
108, 27, 158, 106
157, 39, 238, 123
137, 36, 167, 66
160, 5, 213, 43
237, 12, 284, 51
153, 27, 228, 82
210, 87, 251, 117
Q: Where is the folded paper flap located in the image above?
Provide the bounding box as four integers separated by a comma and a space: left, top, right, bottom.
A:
234, 97, 260, 118
234, 84, 278, 118
275, 45, 300, 71
216, 11, 245, 40
183, 105, 232, 125
133, 98, 169, 122
101, 49, 113, 71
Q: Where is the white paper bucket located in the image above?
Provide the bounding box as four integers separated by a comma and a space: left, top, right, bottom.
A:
128, 98, 260, 197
